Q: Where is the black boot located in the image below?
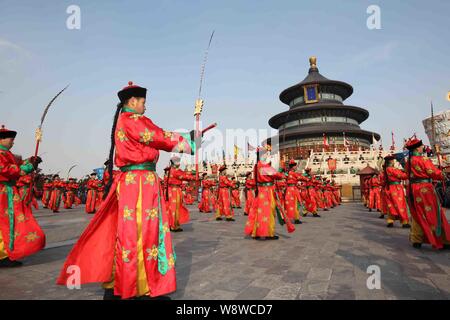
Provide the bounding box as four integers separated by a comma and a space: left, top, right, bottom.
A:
313, 213, 321, 218
226, 218, 235, 222
103, 289, 121, 300
378, 214, 385, 219
0, 258, 23, 268
294, 219, 302, 224
216, 217, 222, 221
402, 223, 411, 229
412, 243, 422, 249
267, 235, 279, 240
369, 208, 372, 212
387, 223, 394, 228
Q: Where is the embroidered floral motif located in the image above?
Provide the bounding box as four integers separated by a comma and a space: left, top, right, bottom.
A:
163, 223, 170, 234
16, 213, 27, 223
129, 113, 143, 121
139, 128, 155, 145
117, 128, 128, 142
163, 131, 173, 139
145, 208, 158, 220
125, 172, 137, 185
146, 245, 158, 261
420, 188, 429, 194
25, 232, 39, 242
123, 206, 134, 221
122, 249, 131, 263
168, 254, 175, 269
144, 172, 155, 186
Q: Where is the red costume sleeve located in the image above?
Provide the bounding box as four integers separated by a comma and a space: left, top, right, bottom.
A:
0, 151, 23, 181
121, 113, 193, 154
423, 157, 444, 180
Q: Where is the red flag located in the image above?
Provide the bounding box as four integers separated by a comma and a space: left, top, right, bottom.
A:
327, 158, 337, 171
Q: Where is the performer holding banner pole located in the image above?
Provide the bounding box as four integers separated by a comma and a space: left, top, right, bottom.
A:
244, 144, 295, 240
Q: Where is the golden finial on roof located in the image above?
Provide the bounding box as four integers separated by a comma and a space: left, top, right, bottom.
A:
309, 56, 317, 69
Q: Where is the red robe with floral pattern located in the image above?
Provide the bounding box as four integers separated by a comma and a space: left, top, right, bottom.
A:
85, 179, 99, 214
42, 182, 53, 208
198, 179, 215, 213
231, 181, 241, 208
166, 168, 194, 230
382, 167, 409, 222
369, 176, 382, 210
244, 178, 256, 215
285, 170, 306, 220
244, 161, 295, 237
57, 109, 193, 299
0, 149, 45, 261
216, 175, 234, 218
17, 175, 38, 210
49, 180, 65, 212
406, 155, 450, 249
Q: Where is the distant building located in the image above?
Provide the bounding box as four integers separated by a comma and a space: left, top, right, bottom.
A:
268, 56, 380, 160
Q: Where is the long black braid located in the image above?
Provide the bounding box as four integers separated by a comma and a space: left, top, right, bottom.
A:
103, 102, 124, 199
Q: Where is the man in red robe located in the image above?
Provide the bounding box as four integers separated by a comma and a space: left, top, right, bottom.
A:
381, 155, 410, 228
368, 173, 382, 216
57, 81, 197, 299
48, 174, 64, 213
404, 137, 450, 249
166, 157, 195, 232
64, 178, 79, 209
302, 168, 320, 217
244, 145, 295, 240
215, 165, 235, 221
198, 172, 214, 213
0, 125, 45, 267
284, 159, 307, 224
85, 173, 99, 214
41, 178, 53, 208
231, 177, 241, 208
244, 171, 255, 216
17, 174, 39, 211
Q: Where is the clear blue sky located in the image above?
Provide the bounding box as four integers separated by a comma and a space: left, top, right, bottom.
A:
1, 0, 449, 177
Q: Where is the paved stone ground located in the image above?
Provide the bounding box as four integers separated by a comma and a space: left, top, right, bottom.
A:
0, 202, 449, 300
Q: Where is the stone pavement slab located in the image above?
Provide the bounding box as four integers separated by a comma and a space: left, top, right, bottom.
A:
0, 202, 449, 300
